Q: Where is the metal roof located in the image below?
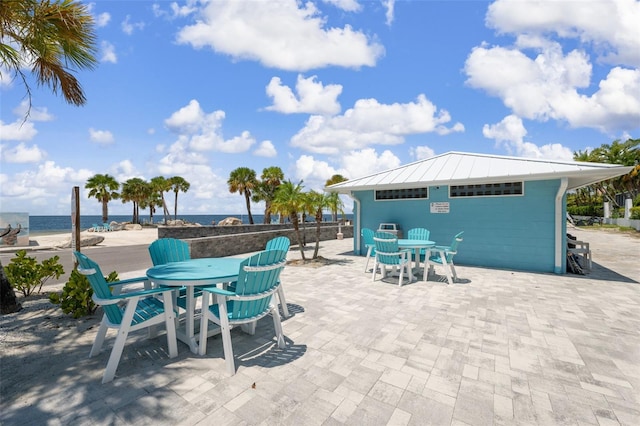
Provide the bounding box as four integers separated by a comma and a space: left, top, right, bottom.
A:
326, 151, 634, 193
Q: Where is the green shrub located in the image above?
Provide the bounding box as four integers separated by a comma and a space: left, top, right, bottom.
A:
49, 269, 119, 318
4, 250, 64, 297
567, 205, 603, 217
631, 206, 640, 220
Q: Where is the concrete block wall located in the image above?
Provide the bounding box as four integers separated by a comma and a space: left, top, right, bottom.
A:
159, 224, 353, 258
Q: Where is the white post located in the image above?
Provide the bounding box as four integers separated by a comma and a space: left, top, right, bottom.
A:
603, 201, 610, 219
624, 198, 632, 219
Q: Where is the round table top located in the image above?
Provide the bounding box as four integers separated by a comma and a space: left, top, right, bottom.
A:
146, 257, 244, 286
397, 239, 435, 247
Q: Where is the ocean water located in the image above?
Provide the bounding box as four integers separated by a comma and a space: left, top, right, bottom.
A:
25, 214, 352, 235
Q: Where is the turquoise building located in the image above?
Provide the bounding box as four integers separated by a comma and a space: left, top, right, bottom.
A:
326, 152, 632, 274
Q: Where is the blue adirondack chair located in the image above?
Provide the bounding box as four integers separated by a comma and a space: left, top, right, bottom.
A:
74, 251, 178, 383
372, 232, 413, 286
426, 231, 464, 285
265, 236, 291, 318
198, 249, 287, 375
148, 238, 196, 310
361, 228, 376, 273
407, 227, 431, 260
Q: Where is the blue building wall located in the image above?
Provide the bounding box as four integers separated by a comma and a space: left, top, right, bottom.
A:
354, 179, 565, 273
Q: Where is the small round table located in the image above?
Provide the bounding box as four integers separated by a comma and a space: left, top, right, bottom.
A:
147, 257, 244, 353
397, 239, 435, 278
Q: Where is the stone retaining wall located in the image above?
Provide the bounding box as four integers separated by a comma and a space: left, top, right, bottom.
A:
159, 224, 353, 258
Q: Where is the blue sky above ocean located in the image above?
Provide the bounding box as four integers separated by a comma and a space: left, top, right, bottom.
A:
1, 0, 638, 217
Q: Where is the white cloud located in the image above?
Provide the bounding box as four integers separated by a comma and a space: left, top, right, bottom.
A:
13, 101, 54, 122
89, 128, 115, 146
340, 148, 401, 180
0, 120, 38, 141
164, 99, 255, 153
110, 160, 139, 181
254, 140, 277, 157
290, 94, 464, 154
95, 12, 111, 27
121, 15, 145, 35
466, 0, 640, 135
0, 161, 92, 201
486, 0, 640, 67
322, 0, 362, 13
101, 41, 117, 63
294, 155, 339, 189
465, 40, 640, 133
409, 145, 436, 161
176, 0, 384, 71
0, 142, 46, 163
265, 75, 342, 115
483, 115, 573, 160
383, 0, 395, 26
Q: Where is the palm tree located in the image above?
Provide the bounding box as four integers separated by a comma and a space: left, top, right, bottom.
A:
306, 190, 330, 259
85, 174, 120, 223
121, 178, 149, 224
1, 0, 97, 315
168, 176, 190, 220
228, 167, 257, 224
150, 176, 172, 223
325, 174, 348, 221
251, 166, 284, 224
272, 180, 306, 260
0, 0, 98, 114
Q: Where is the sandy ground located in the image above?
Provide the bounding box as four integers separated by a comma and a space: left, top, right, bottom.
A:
27, 227, 159, 249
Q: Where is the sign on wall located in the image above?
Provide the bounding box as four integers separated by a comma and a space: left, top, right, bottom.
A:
430, 202, 450, 214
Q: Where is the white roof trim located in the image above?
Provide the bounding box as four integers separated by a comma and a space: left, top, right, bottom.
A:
326, 151, 633, 193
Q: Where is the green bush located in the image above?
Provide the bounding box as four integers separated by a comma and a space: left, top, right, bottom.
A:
4, 250, 64, 297
631, 206, 640, 220
49, 269, 119, 318
567, 205, 603, 216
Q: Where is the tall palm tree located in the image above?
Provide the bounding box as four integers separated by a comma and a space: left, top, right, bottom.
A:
1, 0, 97, 315
121, 178, 149, 224
150, 176, 172, 223
85, 174, 120, 223
325, 174, 348, 221
169, 176, 190, 220
272, 180, 306, 259
228, 167, 257, 224
251, 166, 284, 224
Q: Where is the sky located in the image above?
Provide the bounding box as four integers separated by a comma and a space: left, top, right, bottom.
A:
1, 0, 639, 217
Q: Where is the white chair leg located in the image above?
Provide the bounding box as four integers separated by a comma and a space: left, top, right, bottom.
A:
162, 291, 178, 358
449, 263, 458, 282
217, 301, 236, 375
271, 306, 286, 349
398, 266, 404, 286
90, 316, 109, 357
198, 292, 211, 356
277, 285, 290, 318
372, 259, 378, 281
364, 246, 373, 272
102, 298, 138, 383
241, 322, 257, 335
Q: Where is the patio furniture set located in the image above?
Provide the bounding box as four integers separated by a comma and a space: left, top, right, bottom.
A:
74, 236, 291, 383
362, 226, 464, 287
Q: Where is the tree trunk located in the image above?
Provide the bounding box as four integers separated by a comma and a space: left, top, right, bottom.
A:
174, 191, 178, 220
101, 198, 108, 223
313, 210, 322, 259
244, 193, 254, 224
264, 201, 271, 224
291, 214, 305, 260
0, 261, 21, 314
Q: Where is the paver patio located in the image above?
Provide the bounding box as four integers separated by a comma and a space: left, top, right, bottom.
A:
1, 227, 639, 425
